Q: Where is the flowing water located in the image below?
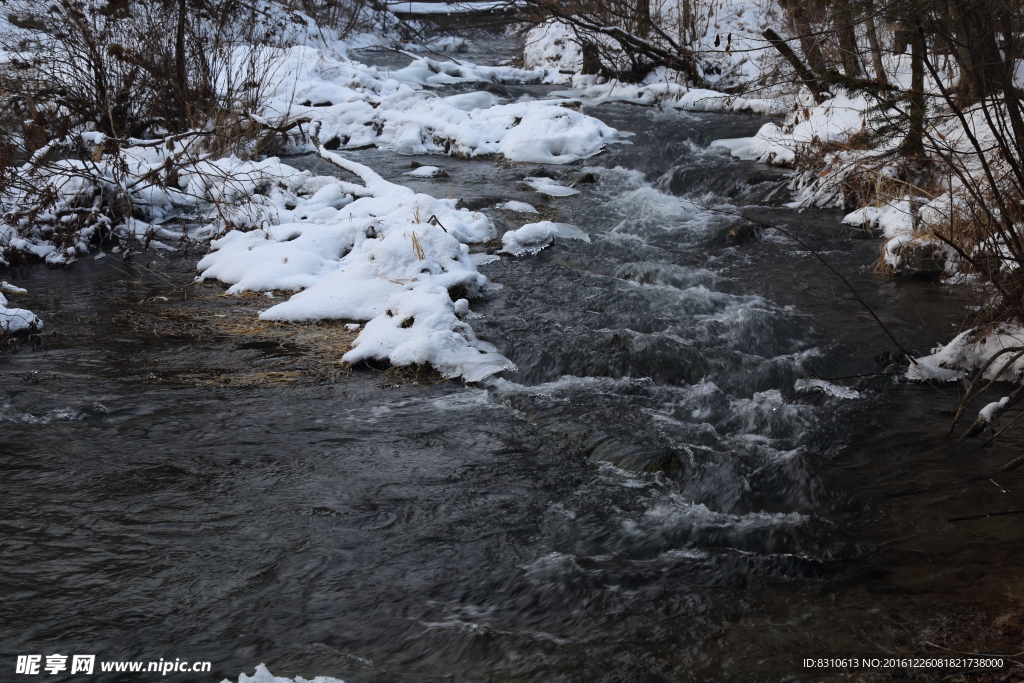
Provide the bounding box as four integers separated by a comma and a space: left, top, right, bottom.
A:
3, 49, 1024, 683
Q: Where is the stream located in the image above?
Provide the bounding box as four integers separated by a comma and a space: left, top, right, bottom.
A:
2, 46, 1024, 683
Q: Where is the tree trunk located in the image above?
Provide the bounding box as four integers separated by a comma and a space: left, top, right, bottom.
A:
998, 13, 1024, 163
175, 0, 188, 125
784, 0, 829, 81
864, 0, 887, 84
763, 28, 827, 103
581, 41, 603, 75
953, 0, 1004, 103
680, 0, 693, 46
634, 0, 651, 36
835, 0, 862, 78
905, 25, 926, 157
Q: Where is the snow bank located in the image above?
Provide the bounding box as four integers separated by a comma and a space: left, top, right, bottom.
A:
246, 46, 620, 163
712, 93, 870, 165
908, 324, 1024, 382
553, 73, 783, 114
197, 136, 517, 382
499, 221, 590, 256
842, 199, 913, 239
522, 20, 585, 83
0, 281, 40, 333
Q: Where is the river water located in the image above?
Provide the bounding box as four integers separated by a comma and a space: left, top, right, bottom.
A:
3, 49, 1024, 683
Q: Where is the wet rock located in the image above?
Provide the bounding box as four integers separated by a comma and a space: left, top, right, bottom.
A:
971, 249, 1003, 277
642, 450, 683, 478
483, 83, 511, 98
520, 167, 558, 180
566, 171, 598, 185
874, 349, 908, 373
725, 221, 759, 246
895, 242, 946, 280
456, 197, 505, 211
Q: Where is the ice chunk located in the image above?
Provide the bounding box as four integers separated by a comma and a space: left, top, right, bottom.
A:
499, 221, 589, 256
226, 663, 345, 683
793, 378, 861, 399
524, 177, 578, 197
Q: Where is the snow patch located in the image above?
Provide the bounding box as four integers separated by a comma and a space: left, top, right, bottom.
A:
908, 324, 1024, 382
497, 200, 539, 213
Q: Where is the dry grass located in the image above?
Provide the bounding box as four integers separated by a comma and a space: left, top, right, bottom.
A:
112, 288, 363, 386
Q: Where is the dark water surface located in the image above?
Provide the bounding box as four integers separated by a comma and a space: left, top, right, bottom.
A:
3, 60, 1024, 683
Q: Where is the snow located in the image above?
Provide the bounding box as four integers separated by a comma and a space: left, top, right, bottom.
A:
980, 395, 1011, 421
908, 324, 1024, 382
499, 221, 590, 256
406, 165, 447, 178
0, 295, 40, 333
553, 74, 783, 114
842, 200, 914, 239
442, 91, 500, 111
496, 200, 539, 213
259, 47, 618, 163
384, 1, 508, 14
0, 281, 41, 333
522, 0, 785, 92
344, 286, 516, 381
225, 664, 343, 683
194, 141, 519, 381
522, 20, 582, 83
712, 93, 871, 166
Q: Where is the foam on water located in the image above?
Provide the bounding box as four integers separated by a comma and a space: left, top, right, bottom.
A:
582, 166, 735, 243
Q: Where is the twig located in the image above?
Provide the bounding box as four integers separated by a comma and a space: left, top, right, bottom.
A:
947, 509, 1024, 522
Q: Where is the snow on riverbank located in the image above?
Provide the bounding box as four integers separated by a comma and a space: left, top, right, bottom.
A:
710, 92, 870, 165
0, 281, 40, 334
551, 72, 784, 114
523, 0, 786, 95
263, 47, 619, 163
0, 38, 620, 267
196, 128, 519, 382
0, 38, 623, 356
909, 325, 1024, 383
186, 47, 623, 381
